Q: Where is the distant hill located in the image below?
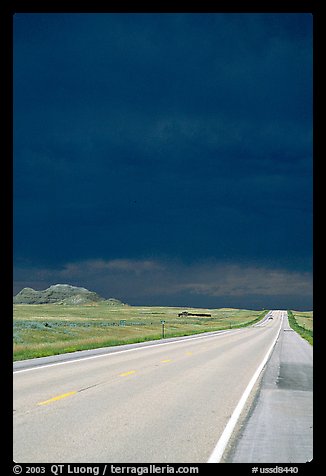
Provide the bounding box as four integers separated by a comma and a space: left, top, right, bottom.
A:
13, 284, 125, 306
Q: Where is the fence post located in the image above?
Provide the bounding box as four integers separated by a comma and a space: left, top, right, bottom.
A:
161, 320, 165, 338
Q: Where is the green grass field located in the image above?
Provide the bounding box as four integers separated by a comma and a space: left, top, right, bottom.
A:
291, 310, 313, 331
13, 303, 268, 361
288, 310, 313, 345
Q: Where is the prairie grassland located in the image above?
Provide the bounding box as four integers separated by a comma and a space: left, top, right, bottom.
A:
288, 310, 313, 345
13, 303, 267, 361
291, 310, 313, 331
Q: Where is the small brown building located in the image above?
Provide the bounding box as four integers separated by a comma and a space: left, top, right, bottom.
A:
178, 311, 211, 317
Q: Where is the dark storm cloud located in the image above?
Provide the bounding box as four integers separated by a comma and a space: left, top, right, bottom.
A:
13, 13, 313, 308
13, 258, 312, 310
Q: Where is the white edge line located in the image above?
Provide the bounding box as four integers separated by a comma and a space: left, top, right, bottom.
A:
207, 311, 284, 463
13, 327, 244, 374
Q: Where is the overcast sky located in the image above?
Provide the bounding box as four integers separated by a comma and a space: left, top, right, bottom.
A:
13, 13, 313, 310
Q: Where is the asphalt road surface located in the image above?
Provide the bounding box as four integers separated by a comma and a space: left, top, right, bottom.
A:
13, 310, 308, 463
226, 311, 313, 463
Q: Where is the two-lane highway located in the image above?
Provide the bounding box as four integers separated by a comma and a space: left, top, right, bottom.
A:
14, 311, 283, 463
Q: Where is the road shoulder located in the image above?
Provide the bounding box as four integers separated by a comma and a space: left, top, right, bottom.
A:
225, 313, 313, 463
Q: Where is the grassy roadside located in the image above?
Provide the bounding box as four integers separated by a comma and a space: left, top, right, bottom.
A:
13, 304, 269, 361
287, 310, 313, 345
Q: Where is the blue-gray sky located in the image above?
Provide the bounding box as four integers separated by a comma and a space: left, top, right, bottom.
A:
13, 13, 313, 309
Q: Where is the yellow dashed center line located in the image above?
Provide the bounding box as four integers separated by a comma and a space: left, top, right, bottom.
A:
119, 370, 136, 377
37, 391, 77, 406
36, 355, 193, 404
